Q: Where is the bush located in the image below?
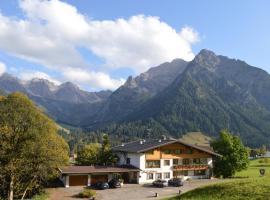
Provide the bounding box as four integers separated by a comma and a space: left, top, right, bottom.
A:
78, 188, 96, 198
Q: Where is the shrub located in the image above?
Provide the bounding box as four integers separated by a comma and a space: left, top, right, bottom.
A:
78, 188, 96, 198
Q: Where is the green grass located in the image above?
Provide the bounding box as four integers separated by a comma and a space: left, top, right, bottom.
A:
235, 158, 270, 178
164, 158, 270, 200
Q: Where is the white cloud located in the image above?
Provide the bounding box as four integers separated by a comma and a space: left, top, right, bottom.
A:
62, 68, 125, 90
0, 0, 200, 90
0, 62, 6, 75
20, 71, 61, 85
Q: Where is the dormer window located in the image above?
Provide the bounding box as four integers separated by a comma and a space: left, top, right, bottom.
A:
126, 158, 131, 164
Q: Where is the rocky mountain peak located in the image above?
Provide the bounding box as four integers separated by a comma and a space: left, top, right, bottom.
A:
123, 76, 138, 88
194, 49, 220, 70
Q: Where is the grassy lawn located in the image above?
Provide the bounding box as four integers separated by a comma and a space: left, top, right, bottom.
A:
164, 158, 270, 200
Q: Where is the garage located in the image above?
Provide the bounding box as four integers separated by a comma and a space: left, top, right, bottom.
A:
69, 175, 88, 186
60, 165, 140, 187
91, 174, 108, 185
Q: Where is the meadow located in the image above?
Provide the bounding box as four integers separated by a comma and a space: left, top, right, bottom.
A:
164, 158, 270, 200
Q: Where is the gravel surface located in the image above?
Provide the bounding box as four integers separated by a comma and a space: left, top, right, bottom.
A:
47, 179, 223, 200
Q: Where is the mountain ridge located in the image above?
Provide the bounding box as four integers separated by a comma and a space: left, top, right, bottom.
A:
1, 49, 270, 147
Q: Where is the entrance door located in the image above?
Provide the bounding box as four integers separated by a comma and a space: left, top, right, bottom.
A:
69, 175, 88, 186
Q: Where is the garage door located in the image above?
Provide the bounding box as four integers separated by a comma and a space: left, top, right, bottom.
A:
91, 175, 108, 185
69, 175, 88, 186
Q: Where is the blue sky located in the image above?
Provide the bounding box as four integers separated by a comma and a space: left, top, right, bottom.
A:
0, 0, 269, 91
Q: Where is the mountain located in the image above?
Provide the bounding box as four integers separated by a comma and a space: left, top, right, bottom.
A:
2, 50, 270, 147
85, 59, 188, 127
94, 50, 270, 147
0, 74, 112, 124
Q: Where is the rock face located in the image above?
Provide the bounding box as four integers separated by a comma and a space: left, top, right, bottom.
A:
88, 59, 188, 125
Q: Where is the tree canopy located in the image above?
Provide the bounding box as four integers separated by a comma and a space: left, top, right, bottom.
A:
211, 130, 249, 178
76, 143, 101, 165
75, 134, 118, 166
0, 93, 69, 200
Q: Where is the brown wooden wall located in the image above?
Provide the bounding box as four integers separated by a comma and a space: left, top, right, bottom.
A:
145, 143, 211, 160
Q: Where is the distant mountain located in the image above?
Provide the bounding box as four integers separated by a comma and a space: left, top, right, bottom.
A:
94, 50, 270, 147
0, 74, 112, 124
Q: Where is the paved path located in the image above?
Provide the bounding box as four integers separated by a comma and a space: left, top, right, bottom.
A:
47, 179, 223, 200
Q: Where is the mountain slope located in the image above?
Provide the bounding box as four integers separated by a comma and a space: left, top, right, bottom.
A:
100, 50, 270, 147
85, 59, 188, 127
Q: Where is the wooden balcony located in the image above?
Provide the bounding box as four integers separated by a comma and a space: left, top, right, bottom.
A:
173, 164, 209, 171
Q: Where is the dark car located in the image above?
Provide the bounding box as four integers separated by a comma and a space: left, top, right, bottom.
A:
95, 182, 109, 190
168, 178, 184, 187
152, 180, 168, 188
108, 178, 121, 188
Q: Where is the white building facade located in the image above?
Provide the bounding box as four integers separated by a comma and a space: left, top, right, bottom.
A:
114, 139, 219, 184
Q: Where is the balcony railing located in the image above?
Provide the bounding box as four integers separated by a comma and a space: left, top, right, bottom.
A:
173, 164, 209, 171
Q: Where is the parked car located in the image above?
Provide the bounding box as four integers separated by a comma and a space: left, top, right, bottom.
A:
168, 178, 184, 187
95, 182, 109, 190
152, 179, 168, 188
108, 178, 121, 188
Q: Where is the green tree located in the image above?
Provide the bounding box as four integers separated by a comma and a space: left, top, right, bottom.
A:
76, 143, 101, 165
211, 130, 249, 178
99, 134, 118, 166
258, 145, 267, 156
0, 93, 69, 200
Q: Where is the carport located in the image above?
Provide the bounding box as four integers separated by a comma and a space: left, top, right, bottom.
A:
59, 165, 140, 187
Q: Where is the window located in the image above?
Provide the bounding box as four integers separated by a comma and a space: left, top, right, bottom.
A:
200, 158, 207, 164
146, 160, 161, 168
175, 149, 181, 154
185, 149, 193, 154
194, 170, 206, 176
164, 149, 171, 154
183, 158, 190, 165
126, 158, 131, 165
173, 159, 179, 165
193, 158, 200, 164
164, 172, 170, 179
164, 160, 170, 166
155, 173, 162, 180
147, 173, 153, 180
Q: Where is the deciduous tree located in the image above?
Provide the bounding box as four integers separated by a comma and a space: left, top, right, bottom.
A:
211, 130, 249, 178
0, 93, 69, 200
76, 143, 101, 165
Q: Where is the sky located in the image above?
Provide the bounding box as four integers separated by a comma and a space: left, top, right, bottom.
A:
0, 0, 269, 91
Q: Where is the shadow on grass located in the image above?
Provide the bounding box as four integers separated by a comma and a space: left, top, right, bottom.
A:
251, 164, 270, 167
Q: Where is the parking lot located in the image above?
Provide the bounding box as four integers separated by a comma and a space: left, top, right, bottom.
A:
48, 179, 223, 200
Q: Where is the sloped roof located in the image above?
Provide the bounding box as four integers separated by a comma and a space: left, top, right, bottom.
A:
60, 165, 140, 174
112, 139, 221, 156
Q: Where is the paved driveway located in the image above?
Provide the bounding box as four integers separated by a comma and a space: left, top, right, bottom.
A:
48, 179, 223, 200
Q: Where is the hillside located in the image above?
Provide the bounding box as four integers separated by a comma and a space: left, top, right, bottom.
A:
95, 50, 270, 147
180, 132, 211, 146
2, 50, 270, 147
165, 158, 270, 200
